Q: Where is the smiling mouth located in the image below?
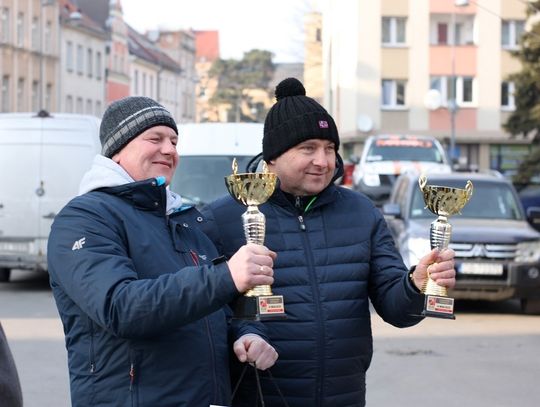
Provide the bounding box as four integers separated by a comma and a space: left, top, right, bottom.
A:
154, 162, 172, 168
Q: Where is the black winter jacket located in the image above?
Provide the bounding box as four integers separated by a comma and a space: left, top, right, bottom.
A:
48, 178, 259, 407
201, 184, 425, 407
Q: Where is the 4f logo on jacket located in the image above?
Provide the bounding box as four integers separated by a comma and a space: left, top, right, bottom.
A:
72, 237, 86, 251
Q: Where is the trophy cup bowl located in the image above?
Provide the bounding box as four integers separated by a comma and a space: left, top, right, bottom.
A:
418, 174, 473, 319
224, 159, 286, 320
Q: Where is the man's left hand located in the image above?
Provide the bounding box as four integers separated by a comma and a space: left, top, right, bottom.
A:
233, 334, 278, 370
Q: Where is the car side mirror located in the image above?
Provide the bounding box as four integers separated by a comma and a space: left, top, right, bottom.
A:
382, 203, 401, 218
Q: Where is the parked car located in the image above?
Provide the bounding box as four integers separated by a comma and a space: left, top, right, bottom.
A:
516, 183, 540, 232
382, 171, 540, 314
0, 111, 101, 282
170, 122, 263, 207
352, 134, 451, 206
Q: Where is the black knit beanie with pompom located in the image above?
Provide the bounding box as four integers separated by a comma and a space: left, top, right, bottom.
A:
262, 77, 340, 161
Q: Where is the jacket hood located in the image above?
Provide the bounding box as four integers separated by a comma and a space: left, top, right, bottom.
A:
79, 155, 183, 214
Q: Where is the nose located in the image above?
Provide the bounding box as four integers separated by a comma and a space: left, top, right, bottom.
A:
162, 138, 177, 155
312, 148, 329, 167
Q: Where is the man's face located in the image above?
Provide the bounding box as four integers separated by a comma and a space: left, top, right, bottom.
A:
268, 139, 336, 196
112, 125, 179, 185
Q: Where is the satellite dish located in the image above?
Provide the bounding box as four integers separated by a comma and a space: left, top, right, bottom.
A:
356, 114, 373, 132
424, 89, 442, 111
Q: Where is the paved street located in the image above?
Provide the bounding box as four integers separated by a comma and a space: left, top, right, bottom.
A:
1, 270, 539, 407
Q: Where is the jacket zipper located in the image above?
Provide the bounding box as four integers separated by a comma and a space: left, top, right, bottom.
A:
297, 213, 325, 407
190, 248, 218, 399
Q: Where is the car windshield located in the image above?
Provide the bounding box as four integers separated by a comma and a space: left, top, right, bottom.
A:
169, 155, 255, 206
410, 180, 524, 220
366, 139, 444, 163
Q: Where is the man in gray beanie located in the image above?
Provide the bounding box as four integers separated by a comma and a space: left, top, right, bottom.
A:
47, 96, 278, 406
201, 78, 456, 406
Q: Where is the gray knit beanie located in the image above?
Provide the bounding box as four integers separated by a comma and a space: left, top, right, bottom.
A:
99, 96, 178, 158
263, 77, 339, 161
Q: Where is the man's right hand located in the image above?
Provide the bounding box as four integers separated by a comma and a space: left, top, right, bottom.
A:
227, 243, 276, 293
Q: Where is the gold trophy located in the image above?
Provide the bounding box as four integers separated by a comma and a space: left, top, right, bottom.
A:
225, 159, 286, 320
418, 175, 473, 319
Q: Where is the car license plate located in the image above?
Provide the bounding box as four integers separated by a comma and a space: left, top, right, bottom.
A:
459, 263, 504, 276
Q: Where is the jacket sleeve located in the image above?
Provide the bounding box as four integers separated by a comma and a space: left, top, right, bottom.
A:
47, 199, 240, 339
367, 208, 425, 327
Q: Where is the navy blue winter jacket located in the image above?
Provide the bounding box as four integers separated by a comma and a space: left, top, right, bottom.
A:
48, 178, 260, 406
201, 184, 425, 407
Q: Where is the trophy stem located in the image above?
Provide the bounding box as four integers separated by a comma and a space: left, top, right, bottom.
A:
242, 206, 273, 297
423, 216, 452, 297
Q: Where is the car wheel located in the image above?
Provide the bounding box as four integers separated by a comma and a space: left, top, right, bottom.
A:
521, 298, 540, 315
0, 268, 11, 283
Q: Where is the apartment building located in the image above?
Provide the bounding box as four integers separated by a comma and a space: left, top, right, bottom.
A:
59, 0, 107, 116
322, 0, 530, 175
1, 0, 60, 112
128, 26, 184, 122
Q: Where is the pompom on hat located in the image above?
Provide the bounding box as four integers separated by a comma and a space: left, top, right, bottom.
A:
99, 96, 178, 158
263, 78, 340, 161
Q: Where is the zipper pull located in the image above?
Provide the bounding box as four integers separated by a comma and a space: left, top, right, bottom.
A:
129, 363, 135, 391
298, 215, 306, 231
190, 249, 200, 265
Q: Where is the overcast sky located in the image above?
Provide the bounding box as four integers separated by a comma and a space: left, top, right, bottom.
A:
120, 0, 321, 63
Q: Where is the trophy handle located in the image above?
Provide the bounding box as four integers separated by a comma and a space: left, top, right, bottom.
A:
418, 175, 427, 192
465, 180, 474, 201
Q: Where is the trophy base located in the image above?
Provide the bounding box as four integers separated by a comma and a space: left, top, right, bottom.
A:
421, 294, 456, 319
233, 295, 286, 321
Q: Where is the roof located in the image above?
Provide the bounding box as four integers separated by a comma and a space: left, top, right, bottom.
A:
127, 25, 182, 73
194, 30, 220, 62
59, 0, 107, 37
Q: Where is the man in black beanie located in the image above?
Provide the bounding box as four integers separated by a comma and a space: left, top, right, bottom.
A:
201, 78, 456, 407
47, 96, 278, 406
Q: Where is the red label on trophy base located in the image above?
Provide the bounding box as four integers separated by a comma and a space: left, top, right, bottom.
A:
258, 295, 285, 315
423, 295, 456, 320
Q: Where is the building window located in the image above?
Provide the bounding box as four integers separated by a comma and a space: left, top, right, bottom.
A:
430, 76, 475, 106
95, 100, 102, 117
31, 17, 39, 50
16, 12, 24, 47
32, 81, 39, 111
66, 95, 73, 113
382, 17, 406, 45
501, 81, 515, 110
432, 16, 475, 45
76, 97, 83, 113
1, 8, 9, 43
134, 70, 139, 94
66, 41, 73, 72
77, 44, 84, 75
87, 48, 93, 77
96, 52, 102, 79
1, 75, 9, 112
381, 79, 406, 108
502, 20, 525, 49
17, 78, 24, 111
315, 28, 321, 42
86, 99, 92, 114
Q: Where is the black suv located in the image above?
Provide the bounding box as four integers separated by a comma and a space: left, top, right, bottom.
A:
382, 171, 540, 314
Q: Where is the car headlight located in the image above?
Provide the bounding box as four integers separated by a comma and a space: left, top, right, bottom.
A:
515, 240, 540, 263
404, 237, 431, 268
362, 172, 381, 187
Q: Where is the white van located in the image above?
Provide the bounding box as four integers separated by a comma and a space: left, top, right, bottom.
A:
170, 122, 263, 206
0, 111, 101, 281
